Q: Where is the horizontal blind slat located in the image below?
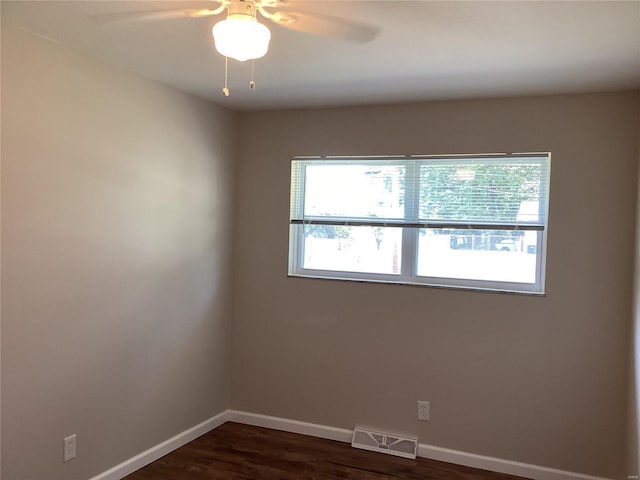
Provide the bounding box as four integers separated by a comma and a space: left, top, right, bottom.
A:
290, 219, 544, 231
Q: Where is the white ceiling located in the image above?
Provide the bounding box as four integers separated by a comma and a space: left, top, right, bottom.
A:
3, 0, 640, 111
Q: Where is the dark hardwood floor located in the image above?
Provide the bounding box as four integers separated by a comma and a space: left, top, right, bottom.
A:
124, 422, 530, 479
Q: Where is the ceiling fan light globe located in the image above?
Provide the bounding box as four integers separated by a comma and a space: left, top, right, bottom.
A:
212, 14, 271, 62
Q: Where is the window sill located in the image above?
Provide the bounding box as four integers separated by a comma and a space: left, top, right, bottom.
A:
287, 271, 546, 296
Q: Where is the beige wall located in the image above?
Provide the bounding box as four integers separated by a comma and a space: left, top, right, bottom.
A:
1, 27, 237, 479
231, 92, 639, 479
1, 5, 4, 476
2, 15, 639, 480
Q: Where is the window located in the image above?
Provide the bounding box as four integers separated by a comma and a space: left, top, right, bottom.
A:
289, 153, 551, 294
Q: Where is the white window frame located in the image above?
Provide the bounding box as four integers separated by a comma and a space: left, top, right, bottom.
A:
288, 153, 551, 295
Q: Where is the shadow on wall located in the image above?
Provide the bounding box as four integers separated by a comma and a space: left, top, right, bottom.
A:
631, 285, 640, 478
630, 129, 640, 480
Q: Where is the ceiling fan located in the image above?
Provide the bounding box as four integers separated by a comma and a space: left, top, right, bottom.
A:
92, 0, 380, 96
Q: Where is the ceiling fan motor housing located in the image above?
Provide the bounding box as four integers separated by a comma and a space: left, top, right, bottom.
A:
227, 1, 258, 18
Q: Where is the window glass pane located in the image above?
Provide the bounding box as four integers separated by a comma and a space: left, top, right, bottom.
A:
290, 154, 550, 294
304, 164, 405, 218
417, 229, 539, 284
418, 160, 544, 224
303, 225, 401, 275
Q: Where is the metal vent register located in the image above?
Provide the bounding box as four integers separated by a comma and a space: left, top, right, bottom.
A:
351, 427, 417, 459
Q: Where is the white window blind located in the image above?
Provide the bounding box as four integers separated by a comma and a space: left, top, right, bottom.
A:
289, 153, 550, 294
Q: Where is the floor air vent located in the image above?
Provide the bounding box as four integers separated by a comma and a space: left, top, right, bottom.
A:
351, 427, 417, 459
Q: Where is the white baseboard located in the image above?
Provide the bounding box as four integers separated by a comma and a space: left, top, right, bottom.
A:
89, 410, 229, 480
90, 409, 613, 480
416, 443, 612, 480
227, 410, 613, 480
226, 409, 353, 443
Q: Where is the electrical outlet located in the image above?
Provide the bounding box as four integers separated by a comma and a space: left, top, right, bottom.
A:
64, 434, 76, 462
418, 401, 430, 421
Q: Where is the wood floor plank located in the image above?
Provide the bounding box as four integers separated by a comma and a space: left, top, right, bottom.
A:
124, 422, 530, 480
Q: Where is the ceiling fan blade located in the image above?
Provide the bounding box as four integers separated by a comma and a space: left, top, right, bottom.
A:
261, 9, 380, 43
89, 6, 224, 25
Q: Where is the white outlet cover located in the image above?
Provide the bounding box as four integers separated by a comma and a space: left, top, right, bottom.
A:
64, 434, 76, 462
418, 401, 430, 421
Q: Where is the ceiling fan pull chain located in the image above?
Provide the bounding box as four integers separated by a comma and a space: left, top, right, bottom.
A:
223, 56, 230, 96
250, 60, 256, 90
